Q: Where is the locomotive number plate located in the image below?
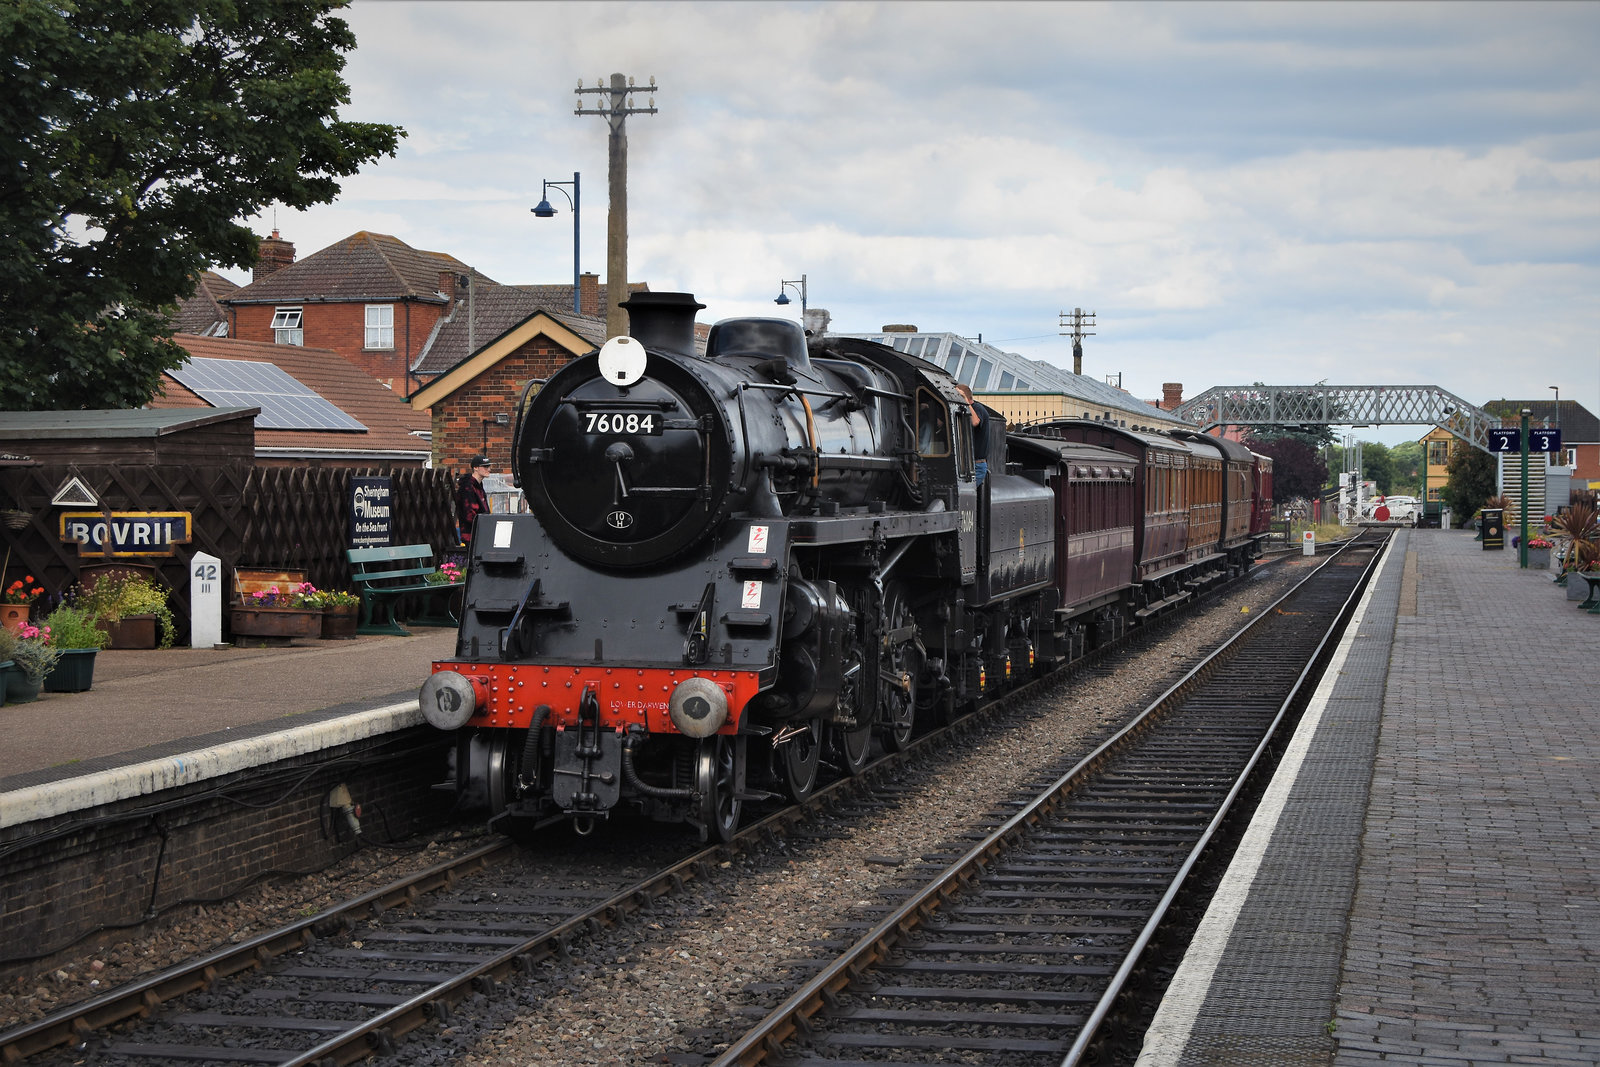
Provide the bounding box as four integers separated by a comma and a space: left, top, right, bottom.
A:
583, 411, 662, 435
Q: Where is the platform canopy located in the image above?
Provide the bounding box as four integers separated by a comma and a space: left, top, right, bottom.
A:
1169, 385, 1500, 452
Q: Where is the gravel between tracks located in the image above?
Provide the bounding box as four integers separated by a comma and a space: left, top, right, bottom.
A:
2, 557, 1306, 1064
452, 560, 1307, 1067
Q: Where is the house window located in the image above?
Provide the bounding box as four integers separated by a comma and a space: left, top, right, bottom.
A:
271, 307, 303, 346
365, 304, 394, 349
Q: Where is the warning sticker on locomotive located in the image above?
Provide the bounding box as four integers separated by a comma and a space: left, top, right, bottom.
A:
741, 580, 763, 609
583, 412, 661, 435
747, 525, 769, 553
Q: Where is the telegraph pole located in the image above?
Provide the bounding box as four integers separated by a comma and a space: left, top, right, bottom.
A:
1058, 307, 1096, 376
575, 73, 658, 338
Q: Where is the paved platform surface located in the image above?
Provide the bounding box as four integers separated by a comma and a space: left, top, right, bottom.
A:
1139, 528, 1600, 1066
0, 627, 453, 825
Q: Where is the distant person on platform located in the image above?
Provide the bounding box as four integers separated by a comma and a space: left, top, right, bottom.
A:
456, 454, 491, 545
955, 384, 999, 486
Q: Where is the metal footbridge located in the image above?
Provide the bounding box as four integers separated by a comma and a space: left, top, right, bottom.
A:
1169, 385, 1499, 451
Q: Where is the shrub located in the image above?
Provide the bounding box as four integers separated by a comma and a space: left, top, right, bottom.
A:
74, 571, 176, 649
1551, 503, 1599, 572
42, 604, 111, 650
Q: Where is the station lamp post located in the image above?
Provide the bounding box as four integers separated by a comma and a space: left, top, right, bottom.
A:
774, 275, 807, 320
532, 172, 580, 315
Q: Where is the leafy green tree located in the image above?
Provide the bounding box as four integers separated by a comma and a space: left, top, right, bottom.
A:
1360, 442, 1395, 495
1246, 434, 1327, 504
0, 0, 403, 410
1440, 442, 1496, 526
1388, 440, 1424, 496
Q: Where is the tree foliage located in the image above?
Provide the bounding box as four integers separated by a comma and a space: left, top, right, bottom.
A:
1246, 434, 1327, 504
1440, 442, 1496, 525
1387, 440, 1424, 496
0, 0, 403, 410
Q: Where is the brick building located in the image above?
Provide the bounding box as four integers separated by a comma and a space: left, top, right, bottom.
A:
221, 230, 490, 394
408, 310, 608, 473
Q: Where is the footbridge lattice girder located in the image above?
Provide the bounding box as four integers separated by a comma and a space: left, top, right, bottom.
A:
1168, 385, 1498, 452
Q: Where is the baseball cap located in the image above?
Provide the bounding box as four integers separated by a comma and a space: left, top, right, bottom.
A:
470, 454, 490, 468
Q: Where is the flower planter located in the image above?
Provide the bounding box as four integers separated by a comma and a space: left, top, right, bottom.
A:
2, 662, 42, 704
96, 614, 158, 650
230, 605, 321, 643
1527, 547, 1551, 569
1568, 576, 1589, 601
1, 603, 30, 635
0, 660, 9, 706
320, 605, 359, 640
44, 648, 98, 692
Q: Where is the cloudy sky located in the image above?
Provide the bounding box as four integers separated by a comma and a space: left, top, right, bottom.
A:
231, 1, 1600, 445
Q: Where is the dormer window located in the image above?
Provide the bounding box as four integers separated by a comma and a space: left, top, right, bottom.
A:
365, 304, 394, 350
271, 307, 303, 345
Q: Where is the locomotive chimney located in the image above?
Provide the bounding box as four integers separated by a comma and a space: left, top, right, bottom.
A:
620, 292, 705, 355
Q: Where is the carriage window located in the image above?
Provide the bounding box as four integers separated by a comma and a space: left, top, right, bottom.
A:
916, 389, 950, 456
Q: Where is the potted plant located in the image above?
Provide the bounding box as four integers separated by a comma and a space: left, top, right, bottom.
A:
2, 623, 61, 704
0, 626, 14, 706
308, 589, 361, 640
2, 574, 43, 634
1550, 503, 1599, 599
75, 571, 176, 649
230, 581, 322, 643
41, 604, 110, 692
427, 561, 463, 586
1526, 537, 1554, 570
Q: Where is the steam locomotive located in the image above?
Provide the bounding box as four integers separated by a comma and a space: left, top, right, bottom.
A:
420, 292, 1272, 840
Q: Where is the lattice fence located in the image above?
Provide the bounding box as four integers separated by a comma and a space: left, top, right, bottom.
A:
241, 467, 457, 592
0, 464, 456, 641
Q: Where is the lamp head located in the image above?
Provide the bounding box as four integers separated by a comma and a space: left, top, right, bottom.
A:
774, 290, 791, 306
532, 199, 557, 218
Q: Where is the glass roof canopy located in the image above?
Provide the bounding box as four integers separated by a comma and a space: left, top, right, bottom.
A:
834, 330, 1178, 427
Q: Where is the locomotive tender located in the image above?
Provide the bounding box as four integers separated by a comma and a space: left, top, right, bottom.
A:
420, 292, 1272, 840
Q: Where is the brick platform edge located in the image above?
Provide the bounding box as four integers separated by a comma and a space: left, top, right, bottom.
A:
0, 725, 453, 976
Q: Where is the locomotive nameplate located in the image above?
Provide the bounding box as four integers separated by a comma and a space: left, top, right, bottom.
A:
583, 411, 662, 435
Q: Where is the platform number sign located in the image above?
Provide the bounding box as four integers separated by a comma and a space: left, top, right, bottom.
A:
1487, 428, 1520, 453
1529, 428, 1562, 453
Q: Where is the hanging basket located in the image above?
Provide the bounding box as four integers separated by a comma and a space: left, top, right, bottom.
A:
1, 509, 29, 532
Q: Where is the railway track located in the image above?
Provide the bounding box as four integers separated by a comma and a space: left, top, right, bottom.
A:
713, 528, 1389, 1066
1, 546, 1339, 1067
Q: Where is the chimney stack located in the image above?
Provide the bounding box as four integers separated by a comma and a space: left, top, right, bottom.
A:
253, 229, 295, 282
1162, 383, 1184, 410
438, 271, 458, 302
579, 272, 601, 317
621, 292, 706, 355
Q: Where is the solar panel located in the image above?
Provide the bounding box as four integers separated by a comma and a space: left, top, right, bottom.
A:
171, 358, 367, 432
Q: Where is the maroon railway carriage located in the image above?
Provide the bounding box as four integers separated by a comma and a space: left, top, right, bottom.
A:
1006, 433, 1140, 652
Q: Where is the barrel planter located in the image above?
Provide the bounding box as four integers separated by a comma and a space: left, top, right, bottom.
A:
44, 648, 99, 692
230, 605, 321, 643
96, 614, 158, 650
320, 605, 359, 640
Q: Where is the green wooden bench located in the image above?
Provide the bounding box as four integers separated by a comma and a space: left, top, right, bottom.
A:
346, 544, 462, 636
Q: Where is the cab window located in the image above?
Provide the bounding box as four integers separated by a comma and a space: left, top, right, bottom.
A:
916, 389, 950, 456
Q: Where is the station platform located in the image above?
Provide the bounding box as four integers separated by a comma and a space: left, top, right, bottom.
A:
1138, 528, 1600, 1066
0, 627, 453, 830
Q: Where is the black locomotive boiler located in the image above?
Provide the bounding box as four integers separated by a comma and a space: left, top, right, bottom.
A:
420, 292, 1268, 841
